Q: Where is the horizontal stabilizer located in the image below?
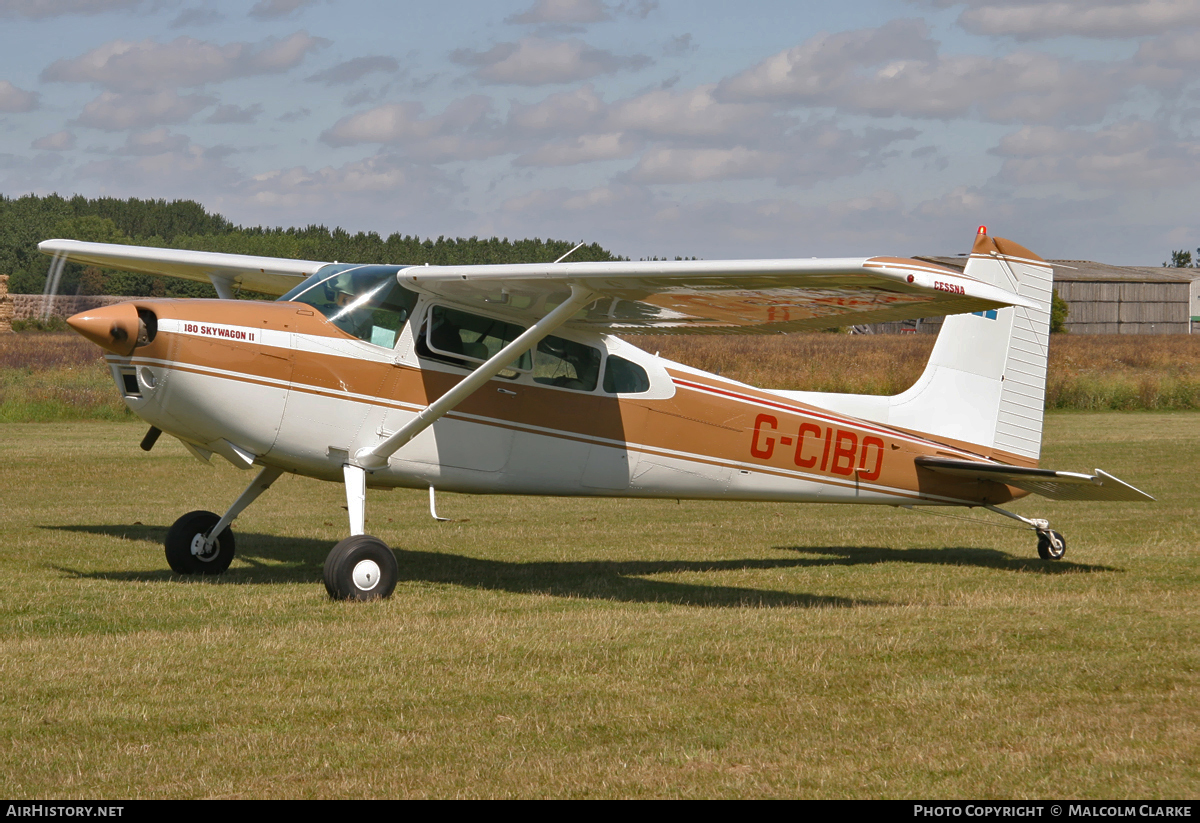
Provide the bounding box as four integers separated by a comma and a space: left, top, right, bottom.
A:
915, 457, 1154, 502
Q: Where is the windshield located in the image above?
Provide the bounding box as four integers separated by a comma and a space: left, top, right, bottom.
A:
280, 264, 419, 348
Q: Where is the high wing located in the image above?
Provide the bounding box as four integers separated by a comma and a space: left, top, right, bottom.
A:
915, 457, 1155, 502
38, 239, 327, 297
39, 238, 1038, 333
400, 256, 1038, 334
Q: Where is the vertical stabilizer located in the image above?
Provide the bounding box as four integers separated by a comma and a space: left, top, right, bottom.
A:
774, 229, 1054, 464
886, 229, 1053, 461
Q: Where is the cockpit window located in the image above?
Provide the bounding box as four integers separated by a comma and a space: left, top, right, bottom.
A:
280, 265, 418, 348
416, 305, 531, 377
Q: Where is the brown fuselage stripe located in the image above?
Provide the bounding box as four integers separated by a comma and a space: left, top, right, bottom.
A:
120, 324, 1018, 504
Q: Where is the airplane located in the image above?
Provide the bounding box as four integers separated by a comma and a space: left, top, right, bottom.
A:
42, 226, 1153, 600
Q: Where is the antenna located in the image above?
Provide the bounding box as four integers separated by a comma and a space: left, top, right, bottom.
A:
553, 241, 586, 264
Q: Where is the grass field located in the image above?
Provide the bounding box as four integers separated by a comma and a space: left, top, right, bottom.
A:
0, 414, 1195, 799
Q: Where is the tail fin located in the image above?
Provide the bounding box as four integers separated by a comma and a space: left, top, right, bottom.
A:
776, 228, 1054, 464
888, 228, 1053, 461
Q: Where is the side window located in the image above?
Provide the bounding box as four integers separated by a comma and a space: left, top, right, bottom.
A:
534, 335, 601, 392
358, 285, 418, 348
603, 355, 651, 394
416, 305, 531, 377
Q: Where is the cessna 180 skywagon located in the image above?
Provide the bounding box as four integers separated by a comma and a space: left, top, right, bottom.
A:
43, 227, 1152, 600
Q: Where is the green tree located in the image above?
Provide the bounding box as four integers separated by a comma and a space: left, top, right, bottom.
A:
1050, 288, 1069, 333
1163, 249, 1198, 267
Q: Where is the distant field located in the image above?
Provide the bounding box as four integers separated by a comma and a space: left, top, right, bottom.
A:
625, 333, 1200, 410
0, 415, 1194, 798
3, 332, 1198, 422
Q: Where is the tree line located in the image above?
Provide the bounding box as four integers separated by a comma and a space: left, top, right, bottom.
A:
0, 193, 619, 298
1164, 249, 1199, 268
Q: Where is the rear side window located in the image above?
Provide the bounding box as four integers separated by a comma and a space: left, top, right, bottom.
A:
534, 335, 601, 391
603, 355, 651, 394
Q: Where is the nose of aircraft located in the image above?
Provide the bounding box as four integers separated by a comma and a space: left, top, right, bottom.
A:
66, 302, 144, 356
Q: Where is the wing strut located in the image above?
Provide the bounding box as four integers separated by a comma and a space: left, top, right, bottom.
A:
352, 284, 598, 470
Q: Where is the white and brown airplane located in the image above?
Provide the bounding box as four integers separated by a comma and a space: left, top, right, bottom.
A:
44, 227, 1152, 600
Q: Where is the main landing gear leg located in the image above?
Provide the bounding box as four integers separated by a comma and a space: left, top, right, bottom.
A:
165, 465, 284, 575
322, 465, 398, 601
985, 505, 1066, 560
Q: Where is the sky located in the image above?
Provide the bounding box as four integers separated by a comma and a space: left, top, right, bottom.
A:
1, 0, 1198, 264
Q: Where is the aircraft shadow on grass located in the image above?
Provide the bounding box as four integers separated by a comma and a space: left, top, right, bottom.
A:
47, 524, 1114, 607
776, 545, 1118, 574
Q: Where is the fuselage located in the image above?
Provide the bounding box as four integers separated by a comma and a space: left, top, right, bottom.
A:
82, 293, 1024, 508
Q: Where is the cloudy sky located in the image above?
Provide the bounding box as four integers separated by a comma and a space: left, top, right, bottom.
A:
2, 0, 1198, 263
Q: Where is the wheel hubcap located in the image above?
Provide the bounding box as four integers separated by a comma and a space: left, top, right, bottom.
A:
191, 533, 218, 561
352, 559, 381, 591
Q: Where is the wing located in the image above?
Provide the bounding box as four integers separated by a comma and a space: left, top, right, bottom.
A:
39, 238, 1038, 333
38, 239, 329, 297
400, 255, 1040, 335
915, 457, 1154, 502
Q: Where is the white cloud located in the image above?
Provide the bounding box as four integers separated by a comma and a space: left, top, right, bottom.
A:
76, 133, 244, 193
487, 183, 924, 259
514, 132, 640, 166
507, 0, 611, 26
41, 32, 328, 92
507, 84, 607, 133
451, 36, 651, 86
32, 130, 76, 150
0, 79, 38, 111
307, 56, 401, 85
1133, 29, 1200, 78
73, 90, 215, 130
205, 102, 263, 124
171, 7, 224, 28
624, 123, 917, 185
248, 153, 457, 201
718, 20, 1125, 125
626, 146, 784, 183
944, 0, 1200, 40
112, 127, 190, 156
0, 0, 147, 18
320, 96, 508, 162
663, 33, 694, 57
992, 120, 1200, 188
608, 84, 774, 140
249, 0, 322, 20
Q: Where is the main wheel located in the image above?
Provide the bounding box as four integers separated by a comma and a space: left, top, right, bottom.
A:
323, 535, 398, 601
165, 510, 236, 575
1036, 529, 1066, 560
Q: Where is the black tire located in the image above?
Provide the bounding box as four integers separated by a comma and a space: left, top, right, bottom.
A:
165, 510, 236, 575
1036, 529, 1066, 560
323, 535, 398, 601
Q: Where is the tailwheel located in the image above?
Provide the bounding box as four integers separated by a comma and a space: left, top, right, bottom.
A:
1036, 529, 1066, 560
165, 510, 236, 575
323, 535, 398, 601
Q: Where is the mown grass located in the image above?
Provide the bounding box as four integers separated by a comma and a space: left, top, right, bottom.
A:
0, 415, 1194, 798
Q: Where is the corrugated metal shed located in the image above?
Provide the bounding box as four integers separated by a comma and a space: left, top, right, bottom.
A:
865, 257, 1196, 335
